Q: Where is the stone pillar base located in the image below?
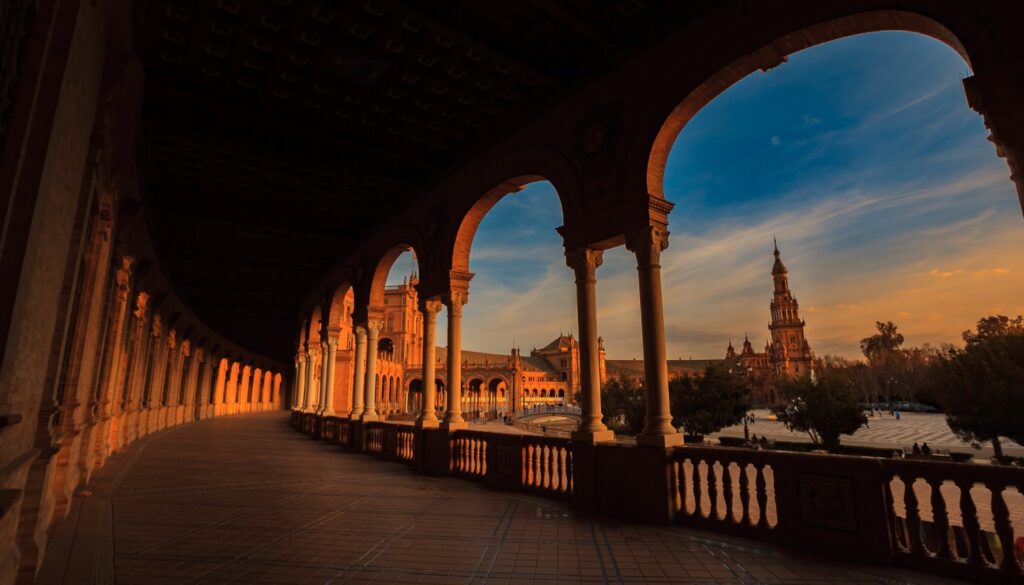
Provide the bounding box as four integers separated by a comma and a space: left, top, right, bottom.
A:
440, 420, 467, 431
571, 429, 615, 444
636, 432, 684, 448
359, 413, 379, 422
415, 418, 439, 429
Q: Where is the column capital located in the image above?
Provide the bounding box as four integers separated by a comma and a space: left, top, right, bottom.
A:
354, 325, 367, 341
419, 298, 443, 317
366, 318, 383, 336
151, 314, 164, 337
443, 290, 469, 316
133, 291, 149, 320
625, 225, 670, 267
565, 248, 604, 284
114, 256, 134, 300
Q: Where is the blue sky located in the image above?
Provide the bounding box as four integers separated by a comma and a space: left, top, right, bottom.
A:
389, 31, 1023, 359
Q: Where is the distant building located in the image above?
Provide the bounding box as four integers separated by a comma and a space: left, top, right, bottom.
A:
724, 242, 815, 403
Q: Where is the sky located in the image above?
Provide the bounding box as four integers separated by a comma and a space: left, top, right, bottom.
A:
388, 31, 1024, 360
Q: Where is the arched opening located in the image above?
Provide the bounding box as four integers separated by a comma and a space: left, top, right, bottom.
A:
451, 178, 581, 420
363, 246, 421, 418
635, 26, 1022, 452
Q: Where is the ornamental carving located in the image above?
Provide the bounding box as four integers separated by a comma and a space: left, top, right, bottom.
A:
565, 248, 603, 284
133, 291, 149, 320
625, 225, 670, 267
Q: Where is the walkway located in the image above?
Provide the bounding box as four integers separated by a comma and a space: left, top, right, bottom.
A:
36, 412, 965, 585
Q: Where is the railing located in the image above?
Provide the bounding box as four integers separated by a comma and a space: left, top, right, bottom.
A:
522, 436, 573, 499
395, 427, 415, 462
364, 422, 384, 456
882, 458, 1023, 581
451, 431, 488, 479
670, 447, 777, 539
292, 411, 1023, 584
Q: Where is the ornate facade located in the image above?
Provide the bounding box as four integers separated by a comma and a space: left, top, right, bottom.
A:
316, 273, 602, 420
725, 242, 815, 403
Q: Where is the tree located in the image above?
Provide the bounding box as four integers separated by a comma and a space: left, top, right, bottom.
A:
770, 372, 867, 452
932, 316, 1024, 459
600, 378, 645, 435
962, 314, 1024, 346
669, 364, 751, 436
860, 321, 907, 401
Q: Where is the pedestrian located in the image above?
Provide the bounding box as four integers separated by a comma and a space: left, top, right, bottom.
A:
921, 442, 931, 455
912, 442, 921, 455
895, 411, 901, 421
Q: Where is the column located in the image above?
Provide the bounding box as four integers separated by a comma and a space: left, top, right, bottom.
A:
566, 248, 614, 442
303, 348, 318, 412
361, 319, 382, 420
350, 326, 367, 417
293, 353, 307, 410
625, 226, 683, 447
317, 340, 329, 415
417, 299, 442, 428
441, 290, 468, 429
322, 334, 339, 416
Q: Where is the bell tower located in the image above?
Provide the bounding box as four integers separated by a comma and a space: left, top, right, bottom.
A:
768, 240, 814, 377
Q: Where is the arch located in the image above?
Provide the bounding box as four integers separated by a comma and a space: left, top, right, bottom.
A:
326, 281, 354, 331
363, 240, 424, 315
378, 337, 394, 357
646, 10, 981, 199
306, 306, 322, 350
450, 174, 571, 276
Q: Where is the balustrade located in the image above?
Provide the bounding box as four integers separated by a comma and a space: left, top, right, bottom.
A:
292, 412, 1023, 584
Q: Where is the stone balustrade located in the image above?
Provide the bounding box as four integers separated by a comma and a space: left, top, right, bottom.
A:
292, 411, 1023, 584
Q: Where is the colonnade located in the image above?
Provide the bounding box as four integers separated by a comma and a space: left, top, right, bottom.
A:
294, 223, 682, 446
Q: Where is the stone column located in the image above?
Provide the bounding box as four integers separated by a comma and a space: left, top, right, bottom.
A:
303, 348, 318, 412
317, 340, 330, 415
293, 354, 306, 410
441, 290, 468, 429
625, 226, 683, 447
361, 319, 382, 420
566, 248, 614, 442
964, 67, 1024, 217
322, 334, 338, 417
417, 299, 442, 428
350, 326, 367, 417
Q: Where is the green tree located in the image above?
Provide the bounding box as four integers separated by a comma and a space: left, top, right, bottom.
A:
669, 364, 751, 436
600, 378, 645, 435
932, 316, 1024, 459
770, 372, 867, 452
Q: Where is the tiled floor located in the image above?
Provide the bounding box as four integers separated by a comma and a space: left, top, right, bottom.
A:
36, 412, 966, 584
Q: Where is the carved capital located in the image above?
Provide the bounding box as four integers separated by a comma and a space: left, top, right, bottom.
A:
133, 291, 149, 319
194, 347, 204, 362
419, 298, 443, 321
625, 225, 670, 267
150, 314, 163, 337
167, 329, 177, 350
565, 248, 604, 284
180, 340, 191, 357
366, 318, 384, 337
354, 325, 368, 342
115, 255, 134, 299
443, 290, 469, 316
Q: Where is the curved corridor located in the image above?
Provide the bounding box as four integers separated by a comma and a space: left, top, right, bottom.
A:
36, 413, 959, 585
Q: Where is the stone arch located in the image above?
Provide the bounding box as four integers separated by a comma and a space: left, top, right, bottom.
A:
449, 173, 572, 277
306, 306, 322, 349
325, 280, 355, 331
359, 233, 426, 318
646, 9, 985, 200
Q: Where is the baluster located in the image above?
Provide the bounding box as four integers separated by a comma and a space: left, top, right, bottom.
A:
903, 475, 924, 556
670, 461, 681, 512
524, 445, 534, 486
929, 478, 954, 559
707, 461, 718, 520
534, 444, 542, 488
723, 462, 734, 523
691, 459, 702, 519
957, 480, 984, 566
566, 448, 574, 495
542, 446, 551, 490
471, 439, 479, 475
549, 446, 559, 492
991, 483, 1021, 573
882, 474, 905, 550
739, 463, 751, 526
480, 440, 487, 476
754, 463, 769, 529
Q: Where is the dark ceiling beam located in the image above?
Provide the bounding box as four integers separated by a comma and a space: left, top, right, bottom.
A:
146, 207, 360, 241
157, 249, 329, 271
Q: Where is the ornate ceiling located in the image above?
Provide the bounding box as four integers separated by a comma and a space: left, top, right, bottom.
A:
138, 0, 714, 360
